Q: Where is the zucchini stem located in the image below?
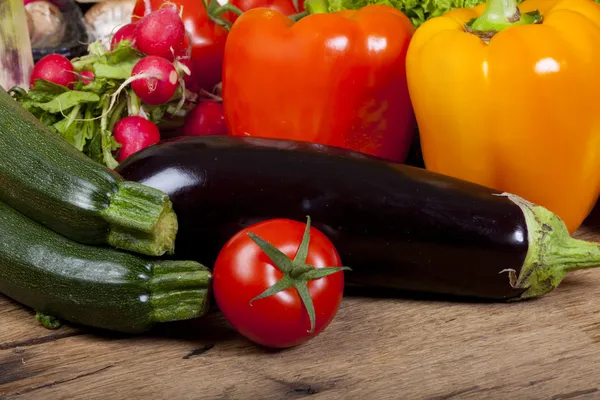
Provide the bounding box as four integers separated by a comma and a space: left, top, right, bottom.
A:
150, 261, 212, 323
103, 181, 179, 256
503, 193, 600, 300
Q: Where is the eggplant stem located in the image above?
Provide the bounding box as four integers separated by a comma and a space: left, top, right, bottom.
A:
503, 193, 600, 300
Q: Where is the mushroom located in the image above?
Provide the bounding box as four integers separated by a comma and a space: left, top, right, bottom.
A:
84, 0, 136, 49
25, 1, 66, 48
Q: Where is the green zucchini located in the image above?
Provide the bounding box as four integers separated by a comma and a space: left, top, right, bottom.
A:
0, 87, 177, 256
0, 200, 211, 333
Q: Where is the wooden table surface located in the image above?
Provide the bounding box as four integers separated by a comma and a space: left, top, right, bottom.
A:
3, 210, 600, 400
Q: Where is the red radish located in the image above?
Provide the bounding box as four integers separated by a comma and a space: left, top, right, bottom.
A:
113, 116, 160, 162
30, 54, 76, 88
111, 22, 138, 50
80, 70, 94, 84
131, 56, 179, 105
135, 7, 185, 61
183, 101, 227, 136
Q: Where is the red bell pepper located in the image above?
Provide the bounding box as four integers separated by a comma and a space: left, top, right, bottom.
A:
222, 3, 416, 162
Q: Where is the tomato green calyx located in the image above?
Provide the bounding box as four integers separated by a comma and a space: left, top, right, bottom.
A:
203, 0, 242, 30
247, 216, 350, 333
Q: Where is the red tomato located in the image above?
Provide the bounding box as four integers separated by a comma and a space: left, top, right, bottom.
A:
132, 0, 227, 92
212, 218, 346, 348
221, 0, 303, 24
183, 101, 227, 136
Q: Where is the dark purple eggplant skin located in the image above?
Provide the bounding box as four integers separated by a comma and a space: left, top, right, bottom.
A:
116, 136, 528, 300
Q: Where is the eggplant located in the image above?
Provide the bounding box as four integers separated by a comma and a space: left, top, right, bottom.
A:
116, 136, 600, 301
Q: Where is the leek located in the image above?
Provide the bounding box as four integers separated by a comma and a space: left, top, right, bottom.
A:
0, 0, 33, 90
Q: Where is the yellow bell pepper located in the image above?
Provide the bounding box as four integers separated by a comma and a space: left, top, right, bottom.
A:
406, 0, 600, 233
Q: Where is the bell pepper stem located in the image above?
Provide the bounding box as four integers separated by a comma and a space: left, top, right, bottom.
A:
469, 0, 540, 33
305, 0, 328, 14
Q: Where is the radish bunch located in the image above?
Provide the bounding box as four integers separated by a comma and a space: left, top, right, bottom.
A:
111, 7, 188, 59
107, 6, 197, 160
110, 8, 195, 104
24, 5, 223, 166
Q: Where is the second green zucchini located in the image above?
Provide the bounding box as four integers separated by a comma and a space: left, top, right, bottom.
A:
0, 199, 211, 333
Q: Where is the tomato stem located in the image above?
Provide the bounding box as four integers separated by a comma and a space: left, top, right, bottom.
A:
212, 3, 243, 18
203, 0, 240, 30
247, 216, 350, 333
289, 11, 308, 21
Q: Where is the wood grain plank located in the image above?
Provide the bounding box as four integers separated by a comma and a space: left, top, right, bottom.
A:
0, 297, 82, 351
1, 210, 600, 399
2, 268, 600, 399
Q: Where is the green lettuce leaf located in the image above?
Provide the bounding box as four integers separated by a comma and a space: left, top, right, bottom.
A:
72, 76, 118, 94
52, 117, 95, 151
101, 129, 120, 169
31, 91, 100, 113
93, 59, 139, 80
28, 80, 69, 101
72, 41, 141, 80
328, 0, 511, 27
82, 107, 104, 165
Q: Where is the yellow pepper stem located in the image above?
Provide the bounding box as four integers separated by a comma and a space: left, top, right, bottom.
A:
469, 0, 541, 34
